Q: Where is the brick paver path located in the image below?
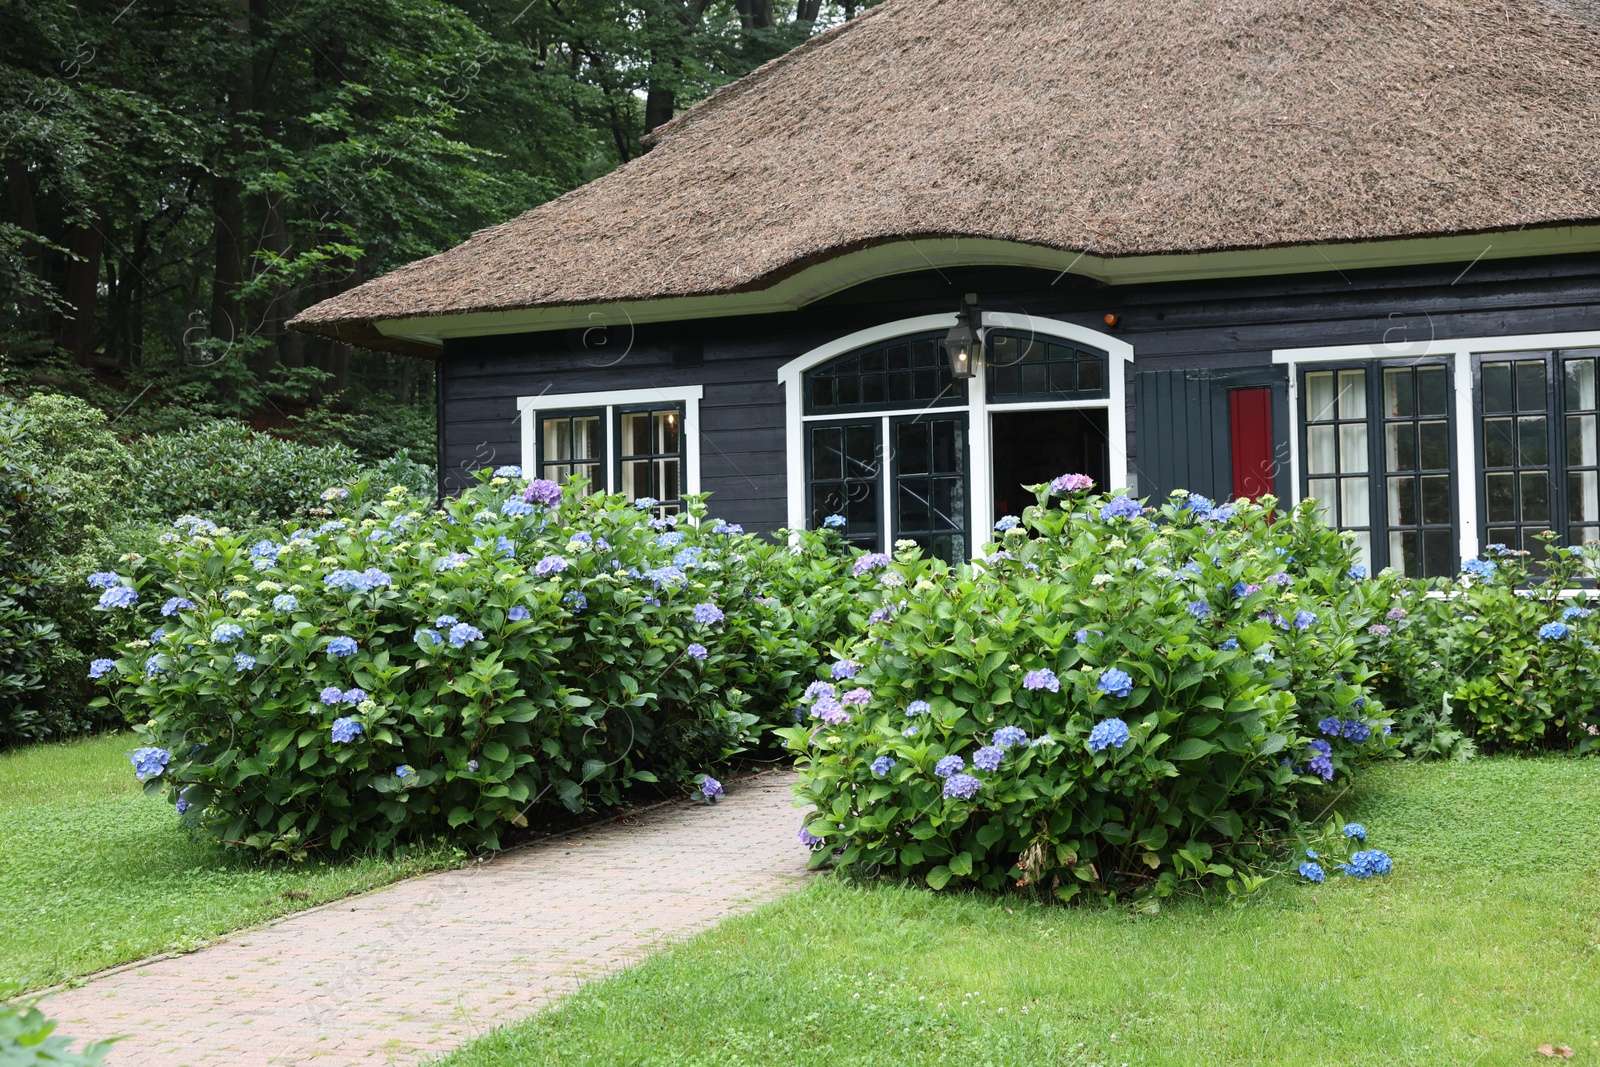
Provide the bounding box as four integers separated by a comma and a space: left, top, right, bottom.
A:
43, 771, 809, 1066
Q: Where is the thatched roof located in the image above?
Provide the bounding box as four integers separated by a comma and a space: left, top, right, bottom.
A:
292, 0, 1600, 354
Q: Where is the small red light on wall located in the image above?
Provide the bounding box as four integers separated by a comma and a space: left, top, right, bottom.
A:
1103, 313, 1120, 327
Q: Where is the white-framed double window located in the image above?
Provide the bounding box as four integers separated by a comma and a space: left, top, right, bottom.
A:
780, 314, 1132, 561
1276, 330, 1600, 573
517, 386, 702, 514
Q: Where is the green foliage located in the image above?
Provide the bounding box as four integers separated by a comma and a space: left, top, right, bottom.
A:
1371, 539, 1600, 755
0, 402, 62, 746
0, 985, 113, 1065
86, 474, 847, 854
783, 488, 1397, 900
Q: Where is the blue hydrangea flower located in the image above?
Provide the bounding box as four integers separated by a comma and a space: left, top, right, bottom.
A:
1097, 668, 1133, 699
1088, 717, 1131, 752
395, 765, 414, 779
415, 627, 442, 648
798, 825, 824, 846
502, 498, 535, 517
992, 725, 1028, 749
1298, 861, 1326, 883
563, 591, 588, 612
145, 654, 168, 676
822, 514, 846, 528
633, 496, 660, 510
804, 681, 837, 703
1099, 495, 1143, 521
973, 745, 1004, 771
1306, 849, 1319, 859
1220, 638, 1239, 650
839, 687, 871, 707
656, 531, 687, 548
994, 515, 1021, 532
493, 465, 523, 478
1075, 629, 1102, 644
934, 754, 965, 778
1341, 720, 1371, 742
176, 789, 192, 816
130, 746, 171, 779
525, 480, 562, 507
870, 755, 896, 777
211, 623, 244, 643
701, 776, 724, 799
692, 602, 725, 626
436, 553, 471, 571
905, 699, 931, 717
1293, 610, 1317, 630
1181, 494, 1214, 514
1181, 561, 1203, 577
1318, 717, 1342, 736
272, 594, 298, 612
97, 585, 138, 610
1308, 754, 1334, 780
645, 565, 687, 589
672, 547, 702, 569
686, 643, 708, 661
1461, 557, 1497, 580
87, 572, 122, 589
448, 622, 484, 647
534, 555, 569, 577
88, 658, 115, 679
942, 773, 981, 800
902, 725, 919, 737
1308, 739, 1332, 756
508, 605, 531, 621
1563, 605, 1592, 620
320, 686, 344, 705
1342, 849, 1392, 878
434, 615, 459, 628
1539, 621, 1571, 640
1187, 600, 1211, 620
162, 597, 195, 616
1204, 505, 1237, 522
1023, 668, 1060, 692
1343, 822, 1367, 841
831, 659, 860, 681
342, 688, 367, 704
327, 636, 358, 657
317, 520, 346, 535
234, 654, 255, 671
331, 717, 363, 743
852, 552, 892, 577
650, 516, 678, 531
467, 759, 479, 772
1348, 565, 1369, 580
712, 520, 745, 535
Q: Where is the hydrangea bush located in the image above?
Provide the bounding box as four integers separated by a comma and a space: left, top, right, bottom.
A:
1367, 536, 1600, 754
89, 473, 826, 853
783, 483, 1396, 900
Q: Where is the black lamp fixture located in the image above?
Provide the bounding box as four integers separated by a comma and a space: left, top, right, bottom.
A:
941, 292, 981, 380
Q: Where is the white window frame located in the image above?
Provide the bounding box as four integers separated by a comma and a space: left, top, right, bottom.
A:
516, 386, 703, 497
1275, 329, 1600, 565
779, 314, 1133, 551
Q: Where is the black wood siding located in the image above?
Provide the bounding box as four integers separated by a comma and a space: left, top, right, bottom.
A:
440, 252, 1600, 535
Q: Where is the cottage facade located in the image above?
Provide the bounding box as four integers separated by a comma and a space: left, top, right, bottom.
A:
292, 0, 1600, 577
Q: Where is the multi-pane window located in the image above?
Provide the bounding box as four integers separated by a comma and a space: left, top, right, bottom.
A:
804, 333, 965, 414
539, 411, 603, 492
986, 331, 1108, 401
807, 421, 882, 551
618, 405, 683, 514
892, 416, 968, 563
1302, 361, 1456, 577
1478, 348, 1600, 555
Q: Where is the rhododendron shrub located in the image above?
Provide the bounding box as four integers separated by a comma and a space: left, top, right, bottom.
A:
90, 474, 826, 854
785, 484, 1396, 900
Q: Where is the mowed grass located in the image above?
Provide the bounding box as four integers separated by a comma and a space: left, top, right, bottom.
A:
440, 759, 1600, 1067
0, 732, 462, 991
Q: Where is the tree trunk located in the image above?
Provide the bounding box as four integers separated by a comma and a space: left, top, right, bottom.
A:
5, 160, 47, 341
57, 216, 104, 366
643, 84, 676, 138
210, 0, 252, 348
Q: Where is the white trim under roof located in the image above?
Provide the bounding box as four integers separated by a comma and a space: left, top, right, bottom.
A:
516, 385, 703, 497
779, 314, 1133, 554
375, 226, 1600, 347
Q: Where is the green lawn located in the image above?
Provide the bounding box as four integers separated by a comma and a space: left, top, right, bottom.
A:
439, 759, 1600, 1067
0, 732, 461, 991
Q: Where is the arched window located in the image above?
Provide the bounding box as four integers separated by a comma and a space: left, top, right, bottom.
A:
804, 332, 967, 414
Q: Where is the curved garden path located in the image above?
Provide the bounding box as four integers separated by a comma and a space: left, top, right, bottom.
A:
42, 770, 809, 1066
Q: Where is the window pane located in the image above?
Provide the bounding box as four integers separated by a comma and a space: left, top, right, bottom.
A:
1520, 472, 1550, 522
1307, 426, 1338, 474
1515, 361, 1547, 412
1418, 421, 1450, 470
1339, 423, 1369, 473
1422, 529, 1454, 578
1337, 370, 1367, 419
1481, 363, 1513, 414
1483, 419, 1515, 467
811, 427, 844, 481
1517, 416, 1548, 466
1387, 475, 1417, 525
543, 418, 571, 462
1485, 472, 1516, 523
1569, 471, 1600, 525
1567, 414, 1598, 467
1077, 359, 1103, 392
1385, 423, 1416, 472
1306, 372, 1336, 422
1341, 477, 1370, 527
1389, 530, 1417, 577
1566, 358, 1597, 411
1418, 366, 1449, 417
621, 458, 651, 499
1384, 368, 1413, 418
1307, 479, 1337, 523
1350, 531, 1373, 570
575, 416, 601, 460
1421, 474, 1452, 525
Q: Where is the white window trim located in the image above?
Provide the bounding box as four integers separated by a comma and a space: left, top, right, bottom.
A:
779, 314, 1133, 550
516, 386, 703, 497
1274, 329, 1600, 566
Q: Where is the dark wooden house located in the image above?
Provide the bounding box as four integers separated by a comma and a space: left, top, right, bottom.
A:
292, 0, 1600, 577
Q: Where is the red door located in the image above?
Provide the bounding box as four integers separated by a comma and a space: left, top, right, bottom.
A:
1229, 387, 1275, 501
